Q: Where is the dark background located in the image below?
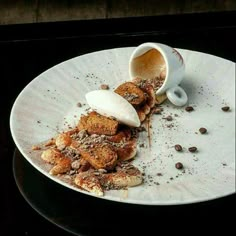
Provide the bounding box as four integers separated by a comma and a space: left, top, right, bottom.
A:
1, 10, 235, 236
1, 0, 236, 25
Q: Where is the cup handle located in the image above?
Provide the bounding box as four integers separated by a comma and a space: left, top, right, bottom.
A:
166, 86, 188, 106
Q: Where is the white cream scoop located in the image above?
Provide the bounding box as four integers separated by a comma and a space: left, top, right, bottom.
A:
85, 90, 140, 127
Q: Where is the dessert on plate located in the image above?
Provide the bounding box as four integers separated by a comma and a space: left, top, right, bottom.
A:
32, 76, 167, 196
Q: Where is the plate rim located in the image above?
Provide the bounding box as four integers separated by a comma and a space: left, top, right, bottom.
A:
10, 46, 236, 205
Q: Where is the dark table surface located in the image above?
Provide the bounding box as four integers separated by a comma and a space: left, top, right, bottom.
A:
1, 11, 236, 236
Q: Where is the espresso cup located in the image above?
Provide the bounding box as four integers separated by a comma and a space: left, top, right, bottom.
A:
129, 42, 188, 106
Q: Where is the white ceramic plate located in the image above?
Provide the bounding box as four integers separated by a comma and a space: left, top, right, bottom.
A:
10, 46, 235, 205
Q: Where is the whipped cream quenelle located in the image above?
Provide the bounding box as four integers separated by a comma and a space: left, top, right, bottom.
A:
85, 90, 140, 127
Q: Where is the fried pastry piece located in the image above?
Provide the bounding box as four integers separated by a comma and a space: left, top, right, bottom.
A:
136, 109, 146, 122
114, 82, 146, 106
41, 148, 71, 175
41, 148, 61, 164
131, 81, 156, 122
55, 133, 72, 150
74, 162, 142, 195
115, 139, 137, 161
72, 142, 118, 171
74, 171, 104, 196
53, 127, 80, 150
77, 158, 92, 172
135, 85, 156, 122
140, 83, 156, 108
155, 93, 167, 105
132, 77, 167, 105
106, 127, 137, 161
78, 111, 119, 136
70, 158, 92, 173
136, 104, 151, 122
99, 162, 143, 189
106, 127, 132, 143
140, 104, 151, 115
49, 158, 71, 175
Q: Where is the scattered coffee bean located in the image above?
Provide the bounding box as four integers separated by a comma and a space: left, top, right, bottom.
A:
139, 143, 145, 148
185, 106, 194, 112
100, 84, 109, 90
163, 115, 173, 121
77, 102, 82, 107
221, 106, 230, 112
166, 115, 173, 121
199, 127, 207, 134
175, 144, 183, 151
188, 147, 197, 152
175, 162, 183, 169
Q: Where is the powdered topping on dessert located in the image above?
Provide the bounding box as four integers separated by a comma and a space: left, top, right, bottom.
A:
32, 76, 166, 196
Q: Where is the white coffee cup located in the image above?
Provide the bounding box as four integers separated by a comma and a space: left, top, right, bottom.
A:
129, 42, 188, 106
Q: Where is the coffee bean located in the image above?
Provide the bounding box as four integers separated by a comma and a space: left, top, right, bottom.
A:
188, 147, 197, 152
175, 144, 183, 151
166, 115, 172, 121
163, 115, 172, 121
222, 106, 230, 112
100, 84, 109, 90
185, 106, 194, 112
199, 127, 207, 134
175, 162, 183, 169
77, 102, 82, 107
